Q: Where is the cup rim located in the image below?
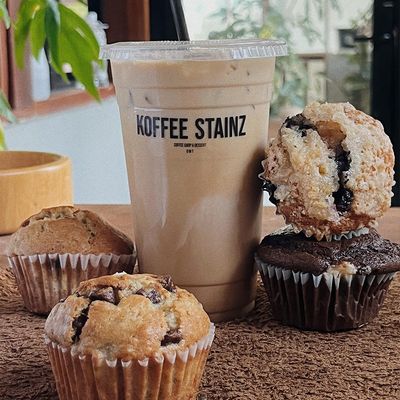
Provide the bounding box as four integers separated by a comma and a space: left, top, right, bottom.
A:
101, 39, 288, 61
0, 151, 70, 175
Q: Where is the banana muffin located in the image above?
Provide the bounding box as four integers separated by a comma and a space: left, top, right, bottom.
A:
7, 206, 136, 314
261, 102, 395, 240
255, 226, 400, 331
45, 273, 214, 400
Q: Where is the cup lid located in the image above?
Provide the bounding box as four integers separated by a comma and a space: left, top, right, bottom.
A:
100, 39, 287, 61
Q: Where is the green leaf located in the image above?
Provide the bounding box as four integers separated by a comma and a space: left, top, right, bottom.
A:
14, 0, 37, 67
59, 4, 99, 61
45, 1, 64, 77
0, 125, 6, 151
0, 91, 16, 123
59, 28, 99, 100
58, 4, 100, 100
29, 7, 46, 59
0, 0, 10, 29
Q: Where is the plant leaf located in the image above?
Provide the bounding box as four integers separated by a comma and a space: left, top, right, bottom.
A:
0, 91, 16, 123
0, 0, 10, 29
0, 122, 6, 150
58, 4, 100, 99
0, 124, 6, 150
45, 0, 65, 77
14, 0, 38, 67
59, 28, 99, 100
59, 4, 99, 62
30, 7, 46, 59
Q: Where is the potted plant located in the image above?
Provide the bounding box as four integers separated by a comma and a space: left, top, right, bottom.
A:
0, 0, 100, 233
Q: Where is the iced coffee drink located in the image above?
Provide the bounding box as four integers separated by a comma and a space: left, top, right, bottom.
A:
101, 40, 287, 321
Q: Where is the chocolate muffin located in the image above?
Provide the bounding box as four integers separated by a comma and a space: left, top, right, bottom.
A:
261, 102, 395, 240
45, 273, 214, 400
255, 226, 400, 331
7, 206, 136, 315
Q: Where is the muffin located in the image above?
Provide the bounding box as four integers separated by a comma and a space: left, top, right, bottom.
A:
7, 206, 136, 314
261, 102, 395, 240
255, 226, 400, 331
45, 273, 215, 400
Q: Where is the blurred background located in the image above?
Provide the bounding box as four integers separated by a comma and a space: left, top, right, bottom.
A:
1, 0, 399, 204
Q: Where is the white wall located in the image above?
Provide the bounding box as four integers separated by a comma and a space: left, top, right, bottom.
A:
4, 98, 131, 204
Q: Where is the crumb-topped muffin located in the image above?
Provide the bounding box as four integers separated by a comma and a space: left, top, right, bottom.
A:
261, 102, 395, 240
45, 273, 214, 400
7, 206, 136, 315
255, 226, 400, 331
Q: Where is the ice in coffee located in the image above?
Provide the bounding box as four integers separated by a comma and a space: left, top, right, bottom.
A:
101, 40, 287, 321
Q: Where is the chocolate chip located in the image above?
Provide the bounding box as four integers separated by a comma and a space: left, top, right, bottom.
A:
335, 150, 351, 174
88, 287, 118, 304
333, 149, 353, 213
284, 114, 316, 137
136, 288, 162, 304
333, 187, 354, 213
160, 276, 176, 293
71, 306, 90, 343
262, 180, 279, 205
161, 329, 182, 346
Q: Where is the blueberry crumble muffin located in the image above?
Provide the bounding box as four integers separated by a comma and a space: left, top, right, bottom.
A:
261, 102, 394, 240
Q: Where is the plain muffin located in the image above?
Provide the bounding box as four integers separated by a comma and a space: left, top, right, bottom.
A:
7, 206, 134, 256
45, 273, 214, 400
7, 206, 136, 315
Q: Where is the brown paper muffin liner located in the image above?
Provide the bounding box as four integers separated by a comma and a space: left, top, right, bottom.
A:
8, 253, 136, 315
45, 324, 215, 400
256, 256, 396, 331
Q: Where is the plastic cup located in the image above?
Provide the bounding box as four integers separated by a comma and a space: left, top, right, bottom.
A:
101, 39, 287, 321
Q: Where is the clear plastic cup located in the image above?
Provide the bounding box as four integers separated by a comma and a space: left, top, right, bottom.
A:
101, 39, 287, 321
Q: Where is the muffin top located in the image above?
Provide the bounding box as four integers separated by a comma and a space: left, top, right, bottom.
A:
261, 102, 394, 240
7, 206, 134, 256
256, 227, 400, 275
44, 273, 211, 360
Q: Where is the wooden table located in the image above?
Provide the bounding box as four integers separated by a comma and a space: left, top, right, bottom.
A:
2, 206, 400, 400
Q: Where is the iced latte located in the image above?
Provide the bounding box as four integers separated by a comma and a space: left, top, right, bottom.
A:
101, 40, 287, 321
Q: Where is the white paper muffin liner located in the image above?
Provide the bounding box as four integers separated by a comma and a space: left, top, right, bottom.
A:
9, 253, 136, 315
46, 324, 215, 400
290, 223, 371, 242
255, 256, 396, 331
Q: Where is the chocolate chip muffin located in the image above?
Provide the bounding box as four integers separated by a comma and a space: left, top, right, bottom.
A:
261, 102, 395, 240
255, 226, 400, 331
7, 206, 136, 315
45, 273, 214, 400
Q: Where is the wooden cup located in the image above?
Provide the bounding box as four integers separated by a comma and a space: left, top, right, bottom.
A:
0, 151, 73, 234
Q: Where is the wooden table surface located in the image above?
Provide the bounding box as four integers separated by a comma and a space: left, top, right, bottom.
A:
1, 205, 400, 259
2, 205, 400, 400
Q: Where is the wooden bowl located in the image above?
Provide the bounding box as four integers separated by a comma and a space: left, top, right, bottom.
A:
0, 151, 73, 234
